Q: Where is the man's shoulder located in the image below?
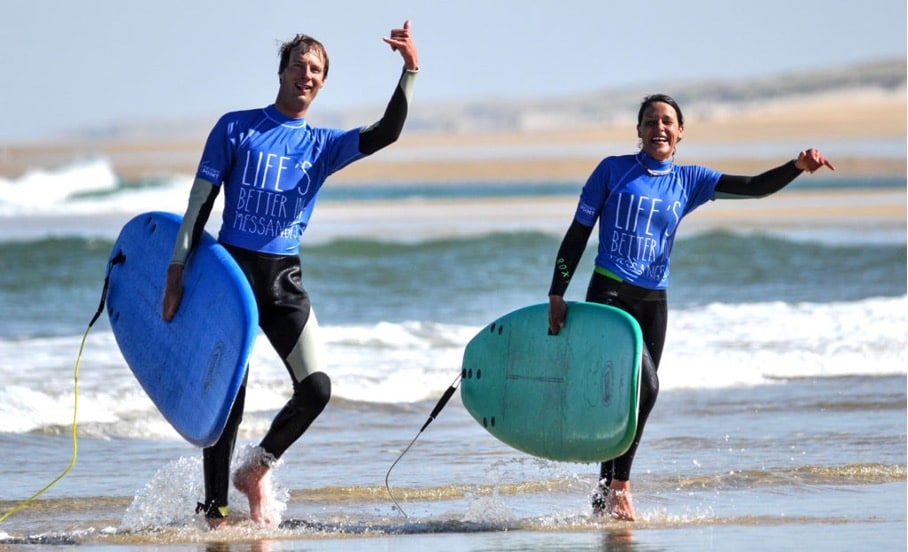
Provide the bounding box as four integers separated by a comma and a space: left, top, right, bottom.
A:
216, 107, 269, 125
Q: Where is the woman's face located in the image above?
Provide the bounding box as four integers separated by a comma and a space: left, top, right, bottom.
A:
636, 101, 684, 161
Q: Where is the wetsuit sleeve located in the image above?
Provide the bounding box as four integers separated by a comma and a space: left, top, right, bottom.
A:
548, 219, 594, 296
357, 68, 417, 155
714, 160, 803, 199
169, 178, 220, 265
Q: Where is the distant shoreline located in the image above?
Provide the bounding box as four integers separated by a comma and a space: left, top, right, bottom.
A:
1, 86, 904, 183
1, 188, 903, 244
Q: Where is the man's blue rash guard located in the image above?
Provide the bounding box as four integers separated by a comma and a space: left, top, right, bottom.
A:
198, 105, 363, 255
574, 154, 720, 290
170, 68, 416, 265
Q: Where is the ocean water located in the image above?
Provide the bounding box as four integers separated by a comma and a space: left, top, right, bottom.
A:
0, 158, 905, 550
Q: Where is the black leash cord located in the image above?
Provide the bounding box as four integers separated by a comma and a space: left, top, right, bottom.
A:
384, 373, 461, 518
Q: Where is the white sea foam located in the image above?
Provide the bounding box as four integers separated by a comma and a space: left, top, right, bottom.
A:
0, 157, 191, 218
661, 296, 907, 390
0, 157, 119, 210
0, 296, 903, 437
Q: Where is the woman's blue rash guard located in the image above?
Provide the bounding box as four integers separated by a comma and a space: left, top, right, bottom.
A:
573, 153, 721, 290
549, 156, 803, 295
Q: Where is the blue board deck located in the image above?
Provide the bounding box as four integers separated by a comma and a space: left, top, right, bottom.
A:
461, 302, 642, 463
106, 212, 257, 447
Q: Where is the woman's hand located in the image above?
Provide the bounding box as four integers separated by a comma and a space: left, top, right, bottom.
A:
548, 295, 567, 336
794, 148, 836, 173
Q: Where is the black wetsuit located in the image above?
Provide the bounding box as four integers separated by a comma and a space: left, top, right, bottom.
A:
177, 69, 417, 519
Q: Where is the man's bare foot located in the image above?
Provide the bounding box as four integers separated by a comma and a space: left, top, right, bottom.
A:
605, 480, 636, 521
206, 516, 230, 530
196, 501, 231, 530
233, 459, 274, 525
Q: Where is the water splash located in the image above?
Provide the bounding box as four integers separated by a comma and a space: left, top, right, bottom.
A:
119, 445, 289, 532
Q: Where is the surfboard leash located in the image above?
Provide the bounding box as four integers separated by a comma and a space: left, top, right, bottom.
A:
0, 251, 124, 525
384, 372, 462, 518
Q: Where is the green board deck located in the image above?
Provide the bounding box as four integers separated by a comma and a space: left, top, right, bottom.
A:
461, 302, 642, 463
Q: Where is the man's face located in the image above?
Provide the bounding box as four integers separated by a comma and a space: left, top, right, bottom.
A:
276, 46, 326, 114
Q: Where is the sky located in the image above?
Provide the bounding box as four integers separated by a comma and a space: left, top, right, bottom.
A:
1, 0, 905, 142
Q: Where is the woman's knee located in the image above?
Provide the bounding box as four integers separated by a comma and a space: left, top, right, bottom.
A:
639, 348, 659, 412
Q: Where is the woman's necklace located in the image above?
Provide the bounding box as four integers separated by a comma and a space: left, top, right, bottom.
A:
636, 152, 674, 176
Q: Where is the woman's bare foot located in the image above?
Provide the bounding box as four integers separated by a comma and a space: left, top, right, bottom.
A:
233, 460, 274, 525
605, 480, 636, 521
591, 478, 610, 515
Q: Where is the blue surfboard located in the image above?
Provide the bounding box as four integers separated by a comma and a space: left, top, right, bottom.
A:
106, 212, 258, 447
461, 302, 642, 463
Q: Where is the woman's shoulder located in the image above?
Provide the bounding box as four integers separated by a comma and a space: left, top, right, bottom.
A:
604, 153, 636, 163
675, 162, 722, 178
594, 153, 636, 171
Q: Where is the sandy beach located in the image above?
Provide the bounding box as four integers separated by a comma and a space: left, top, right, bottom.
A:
1, 87, 904, 183
4, 86, 904, 245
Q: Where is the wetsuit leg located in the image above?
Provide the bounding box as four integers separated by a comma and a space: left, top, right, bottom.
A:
259, 370, 331, 458
585, 272, 667, 486
198, 246, 331, 514
226, 245, 332, 462
599, 347, 659, 483
199, 373, 247, 518
257, 269, 331, 459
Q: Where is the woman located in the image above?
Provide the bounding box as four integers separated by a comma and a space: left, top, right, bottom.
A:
547, 94, 834, 521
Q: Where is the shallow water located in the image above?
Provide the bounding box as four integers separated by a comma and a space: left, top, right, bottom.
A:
1, 165, 905, 550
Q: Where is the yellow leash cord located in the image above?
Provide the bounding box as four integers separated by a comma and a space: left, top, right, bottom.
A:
0, 252, 121, 524
0, 325, 85, 523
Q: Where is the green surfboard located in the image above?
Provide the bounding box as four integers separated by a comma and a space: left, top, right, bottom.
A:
461, 302, 642, 463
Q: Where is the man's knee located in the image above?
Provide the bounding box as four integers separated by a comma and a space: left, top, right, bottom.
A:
294, 371, 331, 410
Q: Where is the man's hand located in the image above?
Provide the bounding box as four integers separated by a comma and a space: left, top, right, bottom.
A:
384, 20, 419, 71
162, 263, 184, 321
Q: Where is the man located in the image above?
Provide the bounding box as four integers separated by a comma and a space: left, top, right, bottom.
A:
162, 21, 418, 528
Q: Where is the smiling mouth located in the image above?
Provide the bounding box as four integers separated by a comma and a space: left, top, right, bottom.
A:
649, 138, 672, 149
294, 81, 314, 93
